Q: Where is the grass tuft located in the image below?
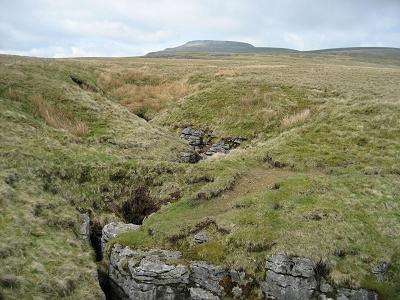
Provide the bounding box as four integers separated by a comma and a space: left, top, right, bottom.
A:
281, 108, 311, 128
30, 94, 88, 136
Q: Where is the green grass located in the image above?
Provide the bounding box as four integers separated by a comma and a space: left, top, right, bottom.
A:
1, 52, 400, 299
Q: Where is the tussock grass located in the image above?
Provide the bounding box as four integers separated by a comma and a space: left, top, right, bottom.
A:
97, 70, 197, 117
215, 69, 237, 77
281, 108, 311, 128
30, 94, 88, 136
116, 79, 196, 113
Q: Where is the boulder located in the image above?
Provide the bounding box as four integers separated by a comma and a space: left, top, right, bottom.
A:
261, 255, 317, 300
109, 244, 189, 300
336, 288, 379, 300
371, 261, 389, 282
205, 142, 230, 156
180, 152, 201, 164
193, 232, 208, 244
189, 287, 219, 300
229, 269, 253, 286
180, 127, 204, 147
261, 254, 380, 300
319, 278, 334, 294
79, 213, 90, 243
101, 222, 140, 254
190, 261, 227, 297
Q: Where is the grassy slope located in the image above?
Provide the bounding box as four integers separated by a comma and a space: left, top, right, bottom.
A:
0, 55, 193, 299
120, 54, 400, 298
1, 52, 399, 299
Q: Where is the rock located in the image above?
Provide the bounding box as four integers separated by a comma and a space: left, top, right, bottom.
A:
266, 255, 315, 277
371, 261, 389, 282
180, 127, 204, 147
101, 222, 140, 254
79, 213, 90, 243
189, 287, 219, 300
319, 278, 334, 294
205, 142, 230, 156
108, 247, 380, 300
226, 137, 247, 147
193, 232, 208, 244
190, 261, 227, 297
109, 244, 189, 299
180, 151, 201, 164
261, 255, 317, 300
337, 288, 379, 300
363, 167, 381, 175
229, 269, 253, 286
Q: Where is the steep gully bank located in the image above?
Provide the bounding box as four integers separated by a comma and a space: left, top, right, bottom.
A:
81, 128, 384, 300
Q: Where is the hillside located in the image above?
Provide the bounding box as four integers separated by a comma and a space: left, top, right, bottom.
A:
1, 52, 400, 299
146, 40, 400, 65
146, 40, 298, 57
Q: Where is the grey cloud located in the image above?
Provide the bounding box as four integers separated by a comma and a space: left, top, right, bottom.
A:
0, 0, 399, 57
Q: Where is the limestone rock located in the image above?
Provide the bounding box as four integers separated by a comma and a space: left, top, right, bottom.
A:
109, 244, 189, 300
336, 288, 379, 300
189, 287, 219, 300
371, 261, 389, 282
193, 232, 208, 244
190, 261, 227, 297
319, 278, 334, 294
79, 213, 90, 242
180, 127, 204, 147
205, 142, 230, 156
101, 222, 140, 254
229, 269, 253, 286
261, 255, 317, 300
180, 151, 201, 164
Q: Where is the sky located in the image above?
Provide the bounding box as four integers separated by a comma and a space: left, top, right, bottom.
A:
0, 0, 399, 57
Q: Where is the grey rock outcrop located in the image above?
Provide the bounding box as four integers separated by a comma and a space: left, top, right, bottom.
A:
180, 127, 204, 147
205, 142, 230, 156
261, 255, 317, 300
109, 244, 189, 300
79, 213, 90, 242
189, 287, 220, 300
190, 261, 227, 297
108, 245, 255, 300
336, 288, 379, 300
101, 222, 140, 254
193, 232, 208, 244
261, 254, 379, 300
229, 269, 252, 286
108, 247, 380, 300
180, 151, 201, 164
371, 261, 389, 282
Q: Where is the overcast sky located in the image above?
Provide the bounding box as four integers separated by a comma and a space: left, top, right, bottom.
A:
1, 0, 399, 57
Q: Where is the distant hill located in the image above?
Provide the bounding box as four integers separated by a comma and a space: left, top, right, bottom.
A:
306, 46, 400, 54
145, 40, 298, 57
145, 41, 400, 61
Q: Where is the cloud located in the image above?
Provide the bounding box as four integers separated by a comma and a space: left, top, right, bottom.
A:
0, 0, 399, 57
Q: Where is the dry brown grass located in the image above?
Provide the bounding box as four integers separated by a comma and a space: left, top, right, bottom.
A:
5, 87, 21, 101
281, 108, 311, 128
117, 80, 196, 112
215, 69, 237, 77
30, 94, 88, 136
97, 70, 197, 114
